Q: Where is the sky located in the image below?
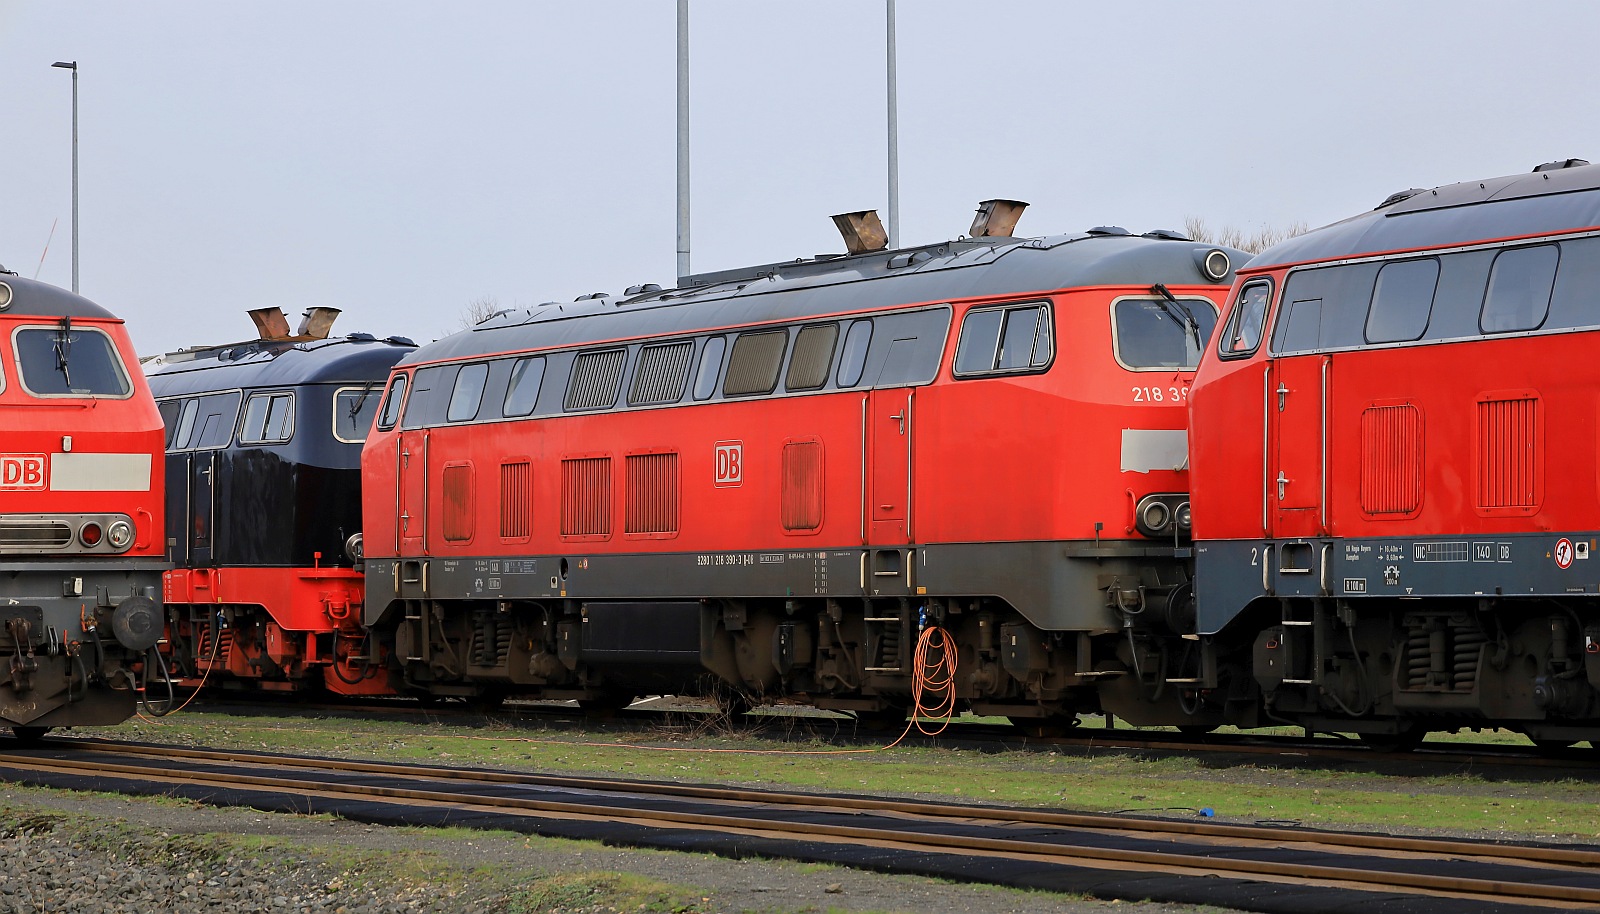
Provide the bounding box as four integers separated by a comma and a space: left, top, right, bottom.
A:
2, 1, 1597, 356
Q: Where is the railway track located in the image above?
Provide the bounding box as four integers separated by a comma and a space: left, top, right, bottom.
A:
1, 735, 1596, 913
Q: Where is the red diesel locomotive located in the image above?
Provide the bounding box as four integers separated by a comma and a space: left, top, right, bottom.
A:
0, 272, 166, 738
360, 205, 1243, 724
1190, 158, 1600, 747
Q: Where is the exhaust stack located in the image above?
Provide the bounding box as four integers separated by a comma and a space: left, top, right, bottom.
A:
248, 307, 292, 341
969, 199, 1028, 238
297, 306, 341, 340
831, 210, 889, 255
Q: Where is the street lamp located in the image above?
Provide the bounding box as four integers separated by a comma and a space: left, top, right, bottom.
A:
51, 60, 78, 293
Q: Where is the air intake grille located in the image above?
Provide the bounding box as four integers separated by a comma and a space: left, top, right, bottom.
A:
1360, 403, 1422, 516
561, 457, 612, 537
500, 461, 531, 539
1477, 395, 1539, 510
625, 452, 679, 535
0, 518, 73, 552
441, 464, 474, 542
565, 348, 626, 411
629, 342, 693, 406
781, 440, 825, 530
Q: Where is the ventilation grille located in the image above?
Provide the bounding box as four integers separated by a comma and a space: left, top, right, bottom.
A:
1477, 395, 1539, 510
724, 330, 787, 395
782, 440, 825, 531
1360, 404, 1422, 516
785, 323, 838, 391
441, 464, 474, 542
500, 461, 531, 539
561, 457, 612, 537
565, 348, 626, 411
625, 452, 680, 535
629, 342, 693, 406
0, 518, 73, 552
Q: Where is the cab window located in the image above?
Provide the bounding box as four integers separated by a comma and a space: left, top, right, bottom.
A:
376, 375, 407, 431
240, 392, 295, 445
953, 303, 1051, 375
14, 324, 131, 396
1220, 281, 1271, 357
1112, 297, 1218, 370
334, 385, 382, 443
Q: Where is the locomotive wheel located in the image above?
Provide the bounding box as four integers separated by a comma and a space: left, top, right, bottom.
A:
10, 726, 49, 744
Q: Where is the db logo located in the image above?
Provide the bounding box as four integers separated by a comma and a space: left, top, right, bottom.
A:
0, 455, 47, 490
713, 441, 743, 487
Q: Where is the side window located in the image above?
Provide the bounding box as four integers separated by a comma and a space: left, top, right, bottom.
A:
629, 341, 694, 406
692, 336, 725, 400
401, 365, 452, 429
1365, 258, 1440, 344
333, 385, 382, 443
953, 303, 1052, 376
192, 392, 242, 449
836, 319, 873, 387
723, 329, 788, 396
240, 392, 295, 445
157, 400, 182, 448
502, 357, 546, 417
565, 348, 627, 411
172, 399, 200, 450
1221, 281, 1271, 357
447, 362, 489, 422
1481, 244, 1558, 333
376, 375, 407, 431
785, 323, 838, 391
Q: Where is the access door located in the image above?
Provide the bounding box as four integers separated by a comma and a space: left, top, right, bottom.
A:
1269, 354, 1329, 539
397, 429, 430, 555
865, 388, 913, 545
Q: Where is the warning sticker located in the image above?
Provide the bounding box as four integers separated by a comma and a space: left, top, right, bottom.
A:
1555, 537, 1575, 570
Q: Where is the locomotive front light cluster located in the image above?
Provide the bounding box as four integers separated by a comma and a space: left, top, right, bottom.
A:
1135, 493, 1192, 540
106, 519, 134, 550
78, 521, 103, 547
1196, 248, 1231, 282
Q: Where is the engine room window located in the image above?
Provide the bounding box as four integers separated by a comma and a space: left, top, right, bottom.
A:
629, 341, 693, 406
502, 357, 546, 417
446, 362, 489, 422
835, 319, 873, 387
692, 336, 726, 401
376, 375, 407, 431
1220, 281, 1271, 356
334, 385, 382, 443
953, 303, 1052, 375
723, 329, 788, 396
1365, 258, 1440, 344
1112, 297, 1218, 369
785, 323, 838, 391
14, 325, 131, 397
1481, 244, 1558, 333
565, 348, 627, 411
240, 392, 295, 444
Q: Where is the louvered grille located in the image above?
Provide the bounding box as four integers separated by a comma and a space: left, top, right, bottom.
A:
0, 518, 73, 551
500, 461, 531, 539
723, 330, 787, 395
564, 348, 626, 411
1477, 396, 1539, 509
561, 457, 612, 536
625, 452, 680, 535
781, 441, 825, 530
441, 464, 474, 542
1360, 404, 1422, 515
785, 323, 838, 391
629, 342, 693, 406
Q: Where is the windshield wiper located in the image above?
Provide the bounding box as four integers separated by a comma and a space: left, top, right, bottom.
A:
1149, 283, 1202, 358
54, 315, 73, 387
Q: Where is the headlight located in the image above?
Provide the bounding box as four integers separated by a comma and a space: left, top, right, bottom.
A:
79, 521, 103, 547
1140, 500, 1171, 532
1175, 501, 1192, 531
106, 519, 134, 550
1196, 248, 1231, 282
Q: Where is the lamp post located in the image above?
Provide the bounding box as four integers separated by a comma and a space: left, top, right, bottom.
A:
51, 60, 78, 293
886, 0, 899, 250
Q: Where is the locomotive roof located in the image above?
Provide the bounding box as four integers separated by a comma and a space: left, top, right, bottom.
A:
1246, 159, 1600, 270
405, 231, 1247, 366
0, 273, 118, 320
145, 333, 416, 397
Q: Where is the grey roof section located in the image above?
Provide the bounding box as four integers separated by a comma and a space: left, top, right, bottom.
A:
0, 273, 118, 320
1246, 161, 1600, 271
403, 232, 1249, 367
146, 335, 415, 398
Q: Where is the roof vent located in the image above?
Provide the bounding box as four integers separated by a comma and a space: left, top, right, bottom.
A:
969, 199, 1028, 238
1086, 226, 1131, 236
573, 292, 610, 301
1533, 158, 1590, 173
1143, 228, 1191, 241
1376, 188, 1426, 209
830, 210, 889, 255
248, 307, 293, 341
624, 283, 663, 296
297, 306, 340, 340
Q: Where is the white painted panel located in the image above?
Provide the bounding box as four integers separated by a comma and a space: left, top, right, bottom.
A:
1120, 429, 1188, 474
49, 453, 152, 492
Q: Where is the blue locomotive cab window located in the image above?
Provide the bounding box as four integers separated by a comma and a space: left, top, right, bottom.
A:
14, 325, 131, 397
447, 362, 489, 422
502, 357, 546, 417
1112, 297, 1218, 369
376, 375, 407, 431
171, 399, 200, 449
1220, 281, 1271, 357
334, 385, 382, 443
240, 392, 294, 445
693, 336, 725, 400
1481, 244, 1558, 333
157, 400, 182, 447
954, 303, 1051, 375
836, 320, 873, 387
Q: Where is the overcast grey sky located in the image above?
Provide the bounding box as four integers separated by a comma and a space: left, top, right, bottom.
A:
3, 1, 1597, 355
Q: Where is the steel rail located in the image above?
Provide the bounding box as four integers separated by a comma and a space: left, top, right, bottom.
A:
60, 738, 1600, 869
2, 747, 1598, 906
